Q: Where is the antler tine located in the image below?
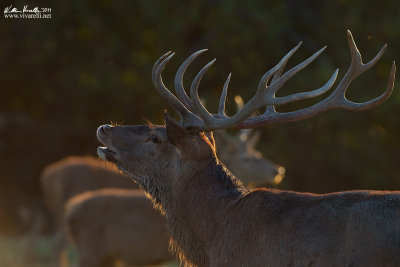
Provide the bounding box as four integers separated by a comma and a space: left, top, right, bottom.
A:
190, 59, 218, 126
256, 42, 302, 95
152, 52, 203, 127
152, 51, 172, 83
218, 73, 231, 116
271, 69, 338, 106
363, 44, 387, 71
174, 49, 208, 113
271, 60, 287, 83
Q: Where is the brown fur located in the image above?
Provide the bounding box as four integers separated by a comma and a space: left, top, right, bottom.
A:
213, 130, 284, 186
96, 117, 400, 267
40, 156, 137, 260
41, 156, 137, 220
65, 189, 174, 267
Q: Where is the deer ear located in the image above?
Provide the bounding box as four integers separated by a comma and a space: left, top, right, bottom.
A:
164, 110, 187, 148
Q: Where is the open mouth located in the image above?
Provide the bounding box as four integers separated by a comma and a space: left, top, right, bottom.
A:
97, 146, 118, 162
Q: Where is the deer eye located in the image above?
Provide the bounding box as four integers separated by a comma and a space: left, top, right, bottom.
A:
150, 135, 161, 144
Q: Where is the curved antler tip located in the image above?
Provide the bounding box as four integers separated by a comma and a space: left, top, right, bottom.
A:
155, 52, 176, 74
158, 51, 173, 60
228, 72, 232, 78
313, 46, 327, 57
165, 51, 175, 58
390, 61, 396, 75
165, 52, 175, 60
194, 49, 208, 55
296, 41, 302, 48
347, 31, 355, 42
385, 61, 396, 94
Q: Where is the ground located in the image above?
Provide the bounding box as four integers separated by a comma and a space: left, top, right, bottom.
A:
0, 235, 178, 267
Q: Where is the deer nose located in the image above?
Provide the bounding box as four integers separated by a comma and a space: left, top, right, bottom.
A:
277, 166, 285, 175
272, 166, 285, 185
97, 124, 113, 136
102, 124, 113, 130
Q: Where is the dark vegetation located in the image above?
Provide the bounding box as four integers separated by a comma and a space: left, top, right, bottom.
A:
0, 0, 399, 234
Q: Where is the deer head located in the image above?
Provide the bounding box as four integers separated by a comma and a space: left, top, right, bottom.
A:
214, 129, 285, 186
97, 117, 223, 206
213, 95, 285, 186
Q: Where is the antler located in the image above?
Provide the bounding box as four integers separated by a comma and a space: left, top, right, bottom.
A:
152, 30, 396, 131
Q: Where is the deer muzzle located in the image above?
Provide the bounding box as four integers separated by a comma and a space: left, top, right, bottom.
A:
97, 125, 118, 162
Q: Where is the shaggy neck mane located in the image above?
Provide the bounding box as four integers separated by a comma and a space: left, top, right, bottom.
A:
162, 155, 248, 266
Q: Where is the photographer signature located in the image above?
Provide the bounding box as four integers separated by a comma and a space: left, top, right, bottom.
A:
4, 5, 41, 14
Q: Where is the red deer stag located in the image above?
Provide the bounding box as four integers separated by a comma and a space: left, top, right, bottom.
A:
97, 31, 397, 266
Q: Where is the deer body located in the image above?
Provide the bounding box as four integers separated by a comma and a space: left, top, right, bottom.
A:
65, 189, 174, 267
40, 156, 137, 263
215, 190, 400, 266
175, 170, 400, 266
41, 156, 137, 223
97, 31, 397, 266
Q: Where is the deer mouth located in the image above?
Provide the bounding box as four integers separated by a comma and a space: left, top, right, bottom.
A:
97, 125, 119, 162
97, 147, 118, 162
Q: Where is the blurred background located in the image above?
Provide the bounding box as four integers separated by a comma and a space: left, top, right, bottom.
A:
0, 0, 399, 265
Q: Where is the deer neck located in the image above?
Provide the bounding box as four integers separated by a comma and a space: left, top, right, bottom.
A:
162, 157, 247, 266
